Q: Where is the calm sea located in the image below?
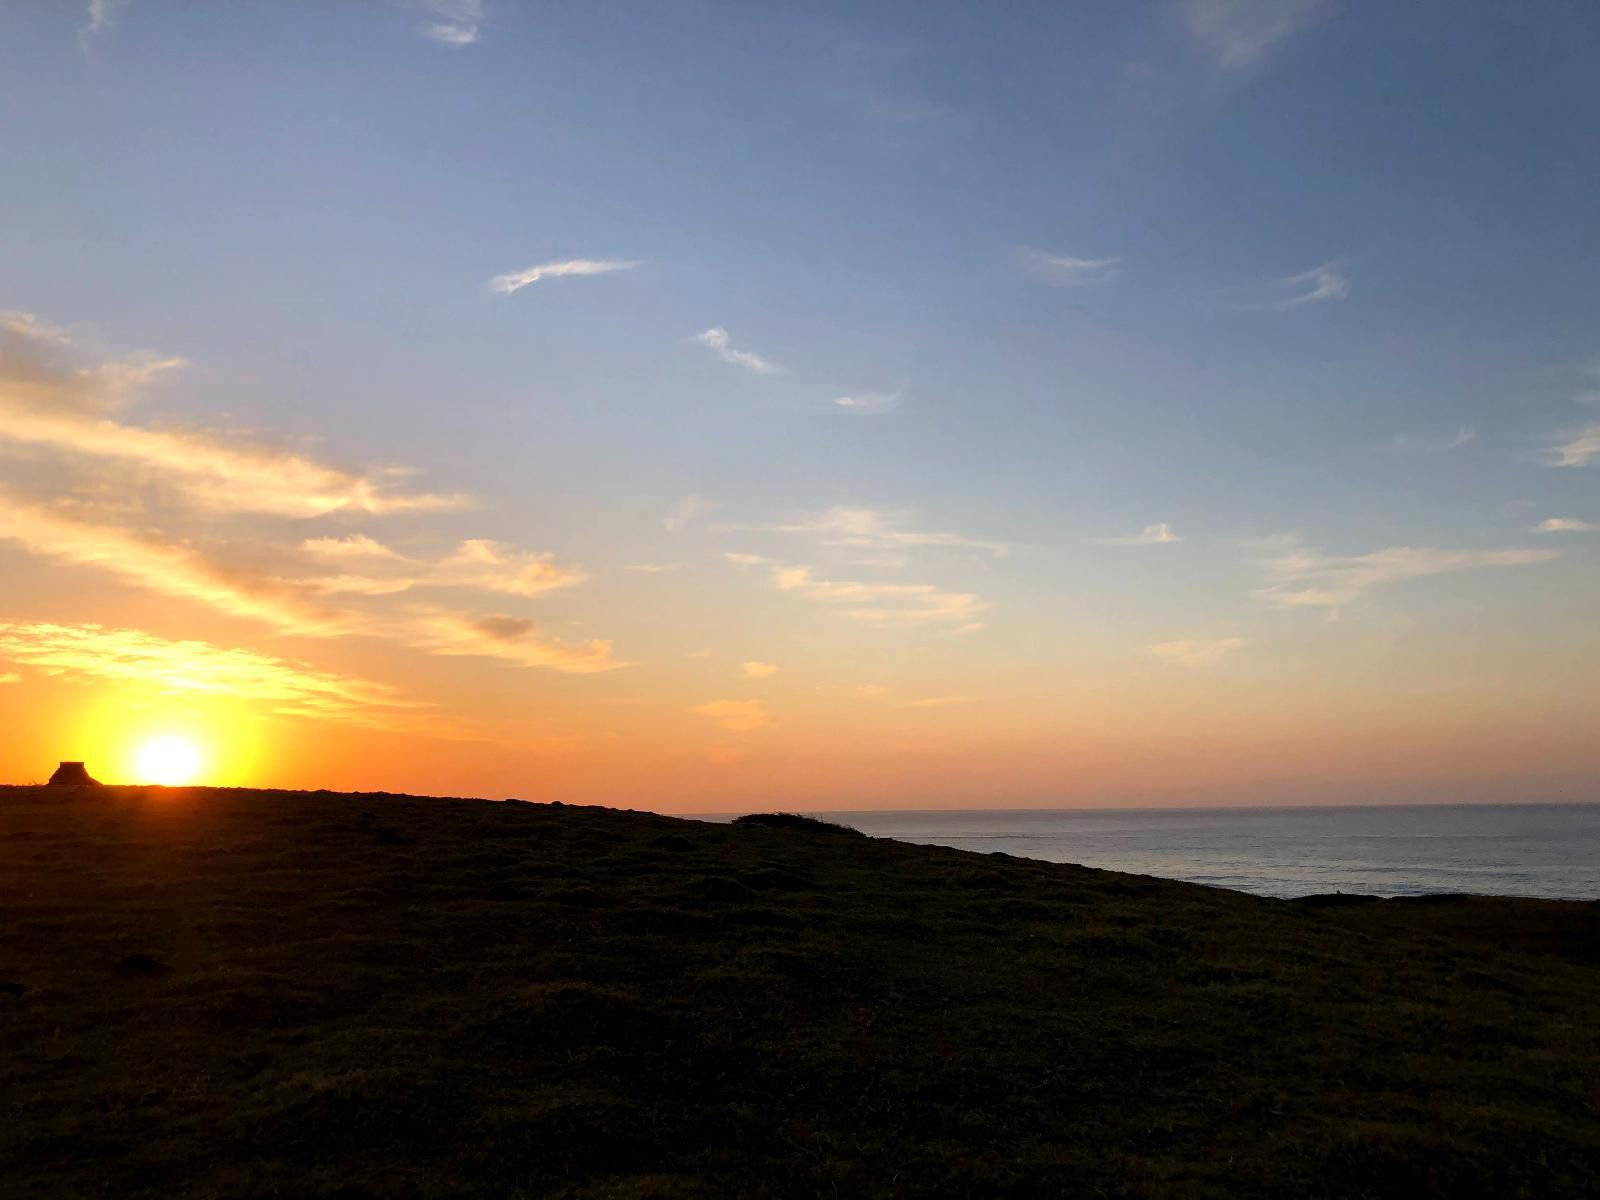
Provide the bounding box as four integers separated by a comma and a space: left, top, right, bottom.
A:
745, 804, 1600, 900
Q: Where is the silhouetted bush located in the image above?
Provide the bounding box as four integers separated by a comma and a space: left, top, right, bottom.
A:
731, 812, 864, 836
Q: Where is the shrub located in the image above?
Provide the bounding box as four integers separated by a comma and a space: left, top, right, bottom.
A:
731, 812, 864, 837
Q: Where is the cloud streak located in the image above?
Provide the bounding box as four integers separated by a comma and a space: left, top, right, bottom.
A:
693, 328, 781, 374
772, 565, 986, 630
693, 699, 775, 732
1021, 250, 1122, 288
1148, 637, 1245, 668
488, 258, 641, 296
1257, 542, 1558, 612
0, 620, 419, 728
0, 318, 464, 517
1096, 522, 1180, 546
0, 494, 342, 636
1549, 423, 1600, 467
833, 390, 901, 415
772, 507, 1009, 557
1535, 518, 1598, 534
1271, 262, 1350, 309
1182, 0, 1329, 69
415, 0, 482, 45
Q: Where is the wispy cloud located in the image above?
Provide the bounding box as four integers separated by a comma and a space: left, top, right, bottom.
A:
410, 612, 622, 674
1257, 541, 1558, 612
416, 0, 482, 46
80, 0, 125, 47
773, 565, 986, 630
302, 535, 407, 562
693, 699, 775, 732
0, 495, 342, 636
692, 328, 781, 375
742, 661, 778, 679
1535, 518, 1598, 534
1148, 637, 1245, 668
0, 620, 418, 727
833, 390, 901, 415
622, 562, 679, 573
488, 257, 641, 296
432, 539, 585, 597
904, 695, 976, 708
1269, 261, 1350, 309
1095, 522, 1180, 546
1548, 423, 1600, 467
772, 507, 1009, 558
664, 495, 716, 535
0, 319, 464, 517
1020, 249, 1122, 288
1386, 428, 1476, 455
1181, 0, 1329, 69
0, 672, 21, 685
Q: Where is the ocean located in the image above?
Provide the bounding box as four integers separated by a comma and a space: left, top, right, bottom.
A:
766, 804, 1600, 900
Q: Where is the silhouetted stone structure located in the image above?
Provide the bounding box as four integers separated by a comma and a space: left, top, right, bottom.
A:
47, 761, 100, 786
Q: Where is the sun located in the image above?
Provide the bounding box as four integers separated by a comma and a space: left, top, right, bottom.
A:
135, 735, 205, 787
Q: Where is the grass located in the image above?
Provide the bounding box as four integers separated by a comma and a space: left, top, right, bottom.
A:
1, 785, 1597, 1198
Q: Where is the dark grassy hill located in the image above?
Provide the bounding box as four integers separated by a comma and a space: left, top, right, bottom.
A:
2, 787, 1597, 1198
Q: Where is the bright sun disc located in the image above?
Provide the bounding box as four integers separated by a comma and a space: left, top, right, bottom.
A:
135, 736, 204, 786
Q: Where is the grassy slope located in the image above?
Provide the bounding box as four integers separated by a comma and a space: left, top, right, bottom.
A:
1, 787, 1597, 1199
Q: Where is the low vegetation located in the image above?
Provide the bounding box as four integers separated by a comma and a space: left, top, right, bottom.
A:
1, 786, 1597, 1198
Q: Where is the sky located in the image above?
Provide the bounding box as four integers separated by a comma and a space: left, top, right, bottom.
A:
1, 0, 1597, 809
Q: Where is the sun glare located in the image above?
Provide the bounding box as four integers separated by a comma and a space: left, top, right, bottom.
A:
135, 735, 204, 787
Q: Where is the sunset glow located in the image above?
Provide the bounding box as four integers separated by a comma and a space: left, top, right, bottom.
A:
1, 5, 1598, 810
135, 736, 204, 788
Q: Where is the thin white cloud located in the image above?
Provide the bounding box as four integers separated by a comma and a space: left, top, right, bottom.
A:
1148, 637, 1245, 668
1279, 262, 1350, 308
693, 699, 775, 732
904, 695, 976, 708
302, 535, 407, 562
0, 672, 20, 684
1182, 0, 1329, 69
416, 0, 482, 45
773, 507, 1009, 558
833, 390, 901, 415
725, 552, 768, 567
693, 328, 781, 375
1535, 518, 1598, 534
1096, 522, 1180, 546
488, 257, 641, 296
773, 565, 987, 629
1549, 423, 1600, 467
1386, 428, 1476, 455
1021, 250, 1122, 288
81, 0, 125, 46
1257, 542, 1558, 612
742, 661, 778, 679
622, 562, 679, 573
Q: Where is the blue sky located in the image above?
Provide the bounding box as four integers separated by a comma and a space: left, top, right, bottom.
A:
0, 1, 1596, 806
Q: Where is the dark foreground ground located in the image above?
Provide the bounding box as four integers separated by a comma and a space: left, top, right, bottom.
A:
2, 788, 1598, 1199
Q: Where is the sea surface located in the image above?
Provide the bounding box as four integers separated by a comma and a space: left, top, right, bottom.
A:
766, 804, 1600, 900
